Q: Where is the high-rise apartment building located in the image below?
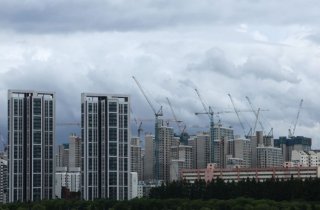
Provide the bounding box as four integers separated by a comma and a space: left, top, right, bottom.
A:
274, 136, 312, 162
212, 123, 234, 163
231, 138, 251, 168
188, 132, 210, 169
130, 137, 143, 181
143, 134, 154, 181
257, 146, 283, 168
8, 90, 55, 202
0, 157, 7, 203
81, 93, 130, 200
158, 122, 174, 182
69, 134, 81, 168
56, 144, 69, 167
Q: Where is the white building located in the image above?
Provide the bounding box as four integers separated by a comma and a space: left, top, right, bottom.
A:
8, 90, 55, 202
81, 93, 130, 200
257, 146, 283, 168
291, 150, 319, 167
0, 158, 7, 203
129, 172, 138, 199
55, 167, 81, 198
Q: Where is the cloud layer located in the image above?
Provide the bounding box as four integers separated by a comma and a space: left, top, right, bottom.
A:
1, 0, 320, 148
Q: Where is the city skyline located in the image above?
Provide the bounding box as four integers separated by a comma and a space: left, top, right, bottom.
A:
1, 1, 320, 147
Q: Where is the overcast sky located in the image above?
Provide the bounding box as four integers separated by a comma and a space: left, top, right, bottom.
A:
1, 0, 320, 148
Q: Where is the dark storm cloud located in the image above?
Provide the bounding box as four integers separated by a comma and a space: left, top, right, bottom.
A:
1, 0, 320, 33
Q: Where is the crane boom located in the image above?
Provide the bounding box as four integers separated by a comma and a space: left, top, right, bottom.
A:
292, 99, 303, 136
166, 97, 183, 134
253, 108, 260, 134
228, 93, 246, 137
245, 96, 265, 132
132, 76, 163, 117
194, 89, 211, 120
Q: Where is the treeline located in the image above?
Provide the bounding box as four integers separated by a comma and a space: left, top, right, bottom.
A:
1, 198, 320, 210
150, 177, 320, 201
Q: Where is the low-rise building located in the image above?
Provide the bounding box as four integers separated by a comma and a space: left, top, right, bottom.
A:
181, 163, 320, 183
55, 167, 81, 199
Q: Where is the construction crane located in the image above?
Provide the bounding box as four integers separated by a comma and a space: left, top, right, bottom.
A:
245, 96, 265, 133
289, 99, 303, 137
166, 97, 183, 134
228, 93, 246, 137
166, 97, 189, 144
194, 88, 216, 162
132, 76, 162, 181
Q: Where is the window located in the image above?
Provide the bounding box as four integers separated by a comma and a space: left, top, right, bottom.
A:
33, 99, 42, 115
33, 160, 41, 173
34, 132, 41, 144
109, 172, 117, 185
33, 145, 41, 158
109, 113, 117, 126
109, 143, 117, 156
109, 102, 117, 112
109, 157, 117, 170
33, 116, 41, 129
109, 128, 117, 142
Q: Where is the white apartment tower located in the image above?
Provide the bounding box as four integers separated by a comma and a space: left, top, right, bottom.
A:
8, 90, 55, 202
81, 93, 130, 200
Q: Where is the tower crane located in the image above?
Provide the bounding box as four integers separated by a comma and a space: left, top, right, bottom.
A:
245, 96, 265, 133
194, 88, 216, 162
166, 97, 183, 134
228, 93, 246, 137
166, 97, 189, 144
289, 99, 303, 137
132, 76, 162, 181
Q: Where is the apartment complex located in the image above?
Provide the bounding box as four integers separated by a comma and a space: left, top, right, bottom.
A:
257, 146, 283, 168
8, 90, 55, 202
274, 136, 312, 162
188, 132, 210, 169
81, 93, 130, 200
212, 124, 234, 163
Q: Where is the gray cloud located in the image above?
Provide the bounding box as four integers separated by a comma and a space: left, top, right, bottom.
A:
1, 0, 320, 33
0, 1, 320, 148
